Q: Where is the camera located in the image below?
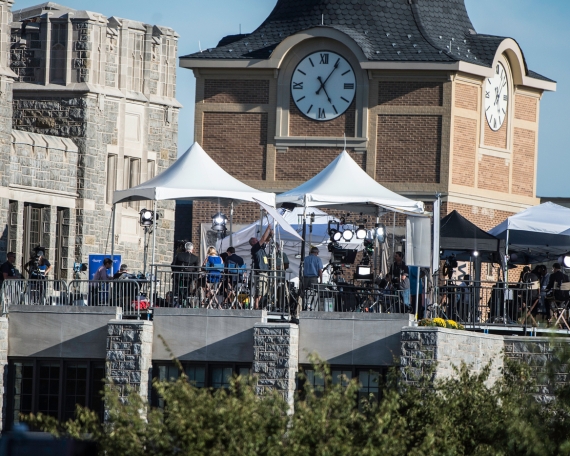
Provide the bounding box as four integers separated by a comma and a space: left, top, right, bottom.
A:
73, 262, 87, 274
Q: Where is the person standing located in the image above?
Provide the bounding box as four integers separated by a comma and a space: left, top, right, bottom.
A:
0, 252, 18, 283
303, 246, 323, 290
171, 242, 200, 303
398, 271, 411, 312
390, 252, 408, 285
91, 258, 112, 305
249, 225, 272, 309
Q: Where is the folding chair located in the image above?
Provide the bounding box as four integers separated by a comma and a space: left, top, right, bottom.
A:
553, 282, 570, 330
523, 281, 541, 326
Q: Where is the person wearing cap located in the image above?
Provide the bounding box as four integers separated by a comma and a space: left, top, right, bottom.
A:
398, 270, 411, 311
303, 246, 323, 290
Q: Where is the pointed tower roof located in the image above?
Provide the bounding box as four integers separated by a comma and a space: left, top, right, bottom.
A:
181, 0, 552, 82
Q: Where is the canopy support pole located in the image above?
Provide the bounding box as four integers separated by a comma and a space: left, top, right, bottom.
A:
229, 202, 234, 247
414, 266, 420, 321
299, 196, 308, 313
504, 229, 509, 326
111, 204, 116, 270
151, 199, 157, 308
392, 212, 396, 257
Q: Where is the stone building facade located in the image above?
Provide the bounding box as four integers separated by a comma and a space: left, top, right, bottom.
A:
181, 0, 556, 251
0, 2, 181, 278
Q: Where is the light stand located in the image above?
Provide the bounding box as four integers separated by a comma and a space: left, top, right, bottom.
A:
140, 208, 158, 276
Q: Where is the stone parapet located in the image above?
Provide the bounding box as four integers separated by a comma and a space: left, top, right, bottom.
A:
253, 323, 299, 410
106, 320, 153, 405
0, 317, 7, 431
401, 327, 503, 386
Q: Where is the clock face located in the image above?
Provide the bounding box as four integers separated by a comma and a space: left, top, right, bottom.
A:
290, 51, 356, 122
484, 62, 509, 132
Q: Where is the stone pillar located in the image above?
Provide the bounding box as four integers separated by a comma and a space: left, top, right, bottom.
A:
105, 320, 153, 406
253, 323, 299, 411
0, 317, 7, 432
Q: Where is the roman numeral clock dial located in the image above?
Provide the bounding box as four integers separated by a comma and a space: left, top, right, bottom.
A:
484, 62, 509, 132
291, 51, 357, 121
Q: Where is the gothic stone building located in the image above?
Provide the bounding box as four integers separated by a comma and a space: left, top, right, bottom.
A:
181, 0, 555, 258
0, 1, 180, 278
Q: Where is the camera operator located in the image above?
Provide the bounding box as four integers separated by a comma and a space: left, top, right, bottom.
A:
24, 249, 52, 279
389, 252, 408, 285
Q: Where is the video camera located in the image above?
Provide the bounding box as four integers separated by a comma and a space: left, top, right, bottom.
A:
73, 262, 87, 274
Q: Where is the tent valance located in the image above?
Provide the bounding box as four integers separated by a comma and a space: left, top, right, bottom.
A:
113, 142, 275, 207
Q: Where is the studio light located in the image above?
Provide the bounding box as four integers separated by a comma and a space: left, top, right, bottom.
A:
328, 220, 340, 235
139, 208, 156, 227
332, 231, 342, 242
375, 223, 386, 242
473, 251, 479, 257
211, 212, 228, 232
342, 229, 354, 241
558, 255, 570, 268
355, 224, 367, 240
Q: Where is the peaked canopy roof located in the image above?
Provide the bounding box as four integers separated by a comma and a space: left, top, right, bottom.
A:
489, 202, 570, 262
113, 142, 275, 207
440, 210, 502, 261
276, 150, 424, 214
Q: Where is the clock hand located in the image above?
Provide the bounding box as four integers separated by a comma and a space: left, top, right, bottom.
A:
316, 59, 340, 95
317, 77, 332, 104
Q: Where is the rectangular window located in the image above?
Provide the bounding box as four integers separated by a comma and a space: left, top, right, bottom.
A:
63, 363, 87, 421
29, 32, 41, 49
38, 362, 60, 419
129, 32, 144, 92
358, 369, 380, 404
106, 155, 117, 204
8, 360, 105, 427
128, 158, 140, 210
12, 362, 33, 424
211, 366, 233, 389
147, 160, 155, 182
185, 365, 206, 388
50, 23, 67, 83
332, 369, 353, 387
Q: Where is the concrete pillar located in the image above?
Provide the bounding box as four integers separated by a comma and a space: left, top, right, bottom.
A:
0, 317, 8, 431
253, 323, 299, 411
105, 320, 153, 407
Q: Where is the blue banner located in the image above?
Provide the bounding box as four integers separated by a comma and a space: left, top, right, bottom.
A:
88, 254, 121, 280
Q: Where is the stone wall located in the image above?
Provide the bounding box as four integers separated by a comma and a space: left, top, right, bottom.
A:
504, 336, 570, 404
253, 323, 299, 410
106, 320, 154, 405
401, 327, 503, 387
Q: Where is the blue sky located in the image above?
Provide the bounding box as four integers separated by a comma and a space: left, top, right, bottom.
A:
12, 0, 569, 197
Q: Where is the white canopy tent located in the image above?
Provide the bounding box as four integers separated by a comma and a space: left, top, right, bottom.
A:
489, 202, 570, 264
215, 207, 365, 279
111, 142, 276, 272
276, 150, 425, 214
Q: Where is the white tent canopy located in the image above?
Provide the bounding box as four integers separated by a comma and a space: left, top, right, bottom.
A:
216, 207, 364, 279
113, 142, 275, 207
276, 150, 424, 214
489, 202, 570, 263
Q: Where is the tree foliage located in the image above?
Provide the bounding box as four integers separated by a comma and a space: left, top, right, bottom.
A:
24, 346, 570, 456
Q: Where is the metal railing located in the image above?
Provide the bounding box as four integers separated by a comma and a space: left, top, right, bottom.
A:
432, 280, 563, 328
152, 265, 295, 314
304, 283, 408, 313
0, 279, 141, 318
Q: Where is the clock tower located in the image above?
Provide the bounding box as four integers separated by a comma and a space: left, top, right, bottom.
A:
180, 0, 555, 252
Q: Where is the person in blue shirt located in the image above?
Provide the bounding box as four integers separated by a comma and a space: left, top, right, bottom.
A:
303, 246, 323, 290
